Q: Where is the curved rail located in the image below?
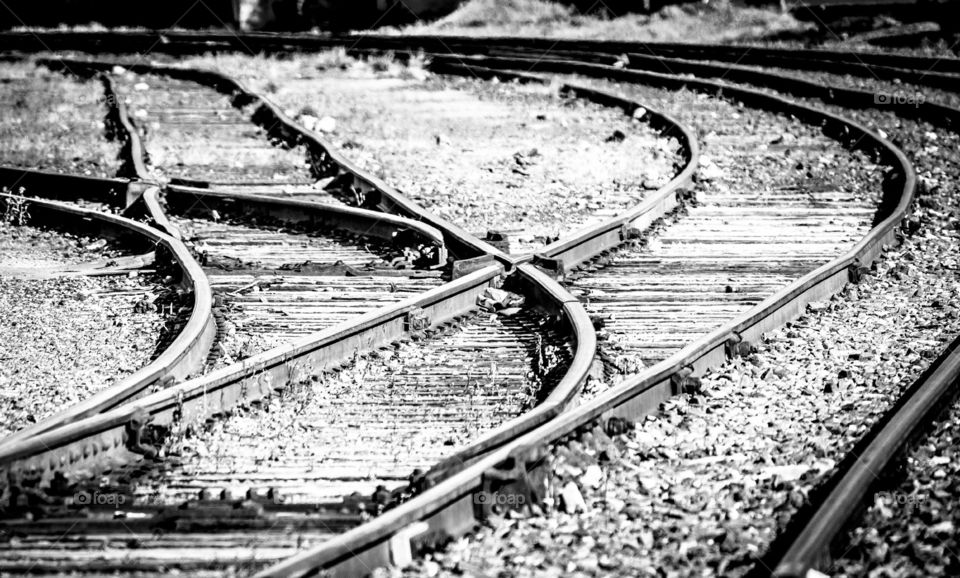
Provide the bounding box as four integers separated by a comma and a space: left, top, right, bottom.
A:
0, 191, 216, 443
4, 30, 958, 75
341, 34, 960, 90
0, 56, 609, 504
256, 44, 916, 577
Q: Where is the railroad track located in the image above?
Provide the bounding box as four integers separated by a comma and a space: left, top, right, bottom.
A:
0, 32, 950, 578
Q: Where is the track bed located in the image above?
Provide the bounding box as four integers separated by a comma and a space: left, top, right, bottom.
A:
133, 306, 570, 505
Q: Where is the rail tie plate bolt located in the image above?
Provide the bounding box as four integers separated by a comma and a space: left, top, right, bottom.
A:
124, 409, 158, 459
725, 332, 753, 358
605, 416, 631, 437
847, 261, 869, 284
671, 366, 702, 395
404, 307, 431, 333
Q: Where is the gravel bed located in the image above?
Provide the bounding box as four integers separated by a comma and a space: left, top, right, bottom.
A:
403, 77, 960, 576
0, 60, 120, 177
0, 222, 167, 437
190, 53, 681, 255
0, 220, 123, 269
832, 386, 960, 576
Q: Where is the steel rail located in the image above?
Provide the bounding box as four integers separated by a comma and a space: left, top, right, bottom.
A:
337, 34, 960, 79
88, 55, 700, 488
562, 41, 960, 578
4, 31, 959, 87
4, 30, 957, 74
256, 51, 917, 577
0, 262, 496, 486
838, 21, 945, 47
0, 166, 131, 206
62, 59, 452, 259
445, 47, 960, 132
0, 191, 216, 443
0, 60, 454, 457
163, 185, 448, 259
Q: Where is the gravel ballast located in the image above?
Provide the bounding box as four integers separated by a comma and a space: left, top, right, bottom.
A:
404, 75, 960, 576
192, 53, 681, 255
0, 222, 167, 437
832, 387, 960, 577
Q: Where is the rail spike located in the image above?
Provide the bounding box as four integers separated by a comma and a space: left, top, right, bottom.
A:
404, 307, 431, 333
847, 259, 870, 284
671, 365, 702, 395
124, 408, 159, 459
725, 331, 754, 358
